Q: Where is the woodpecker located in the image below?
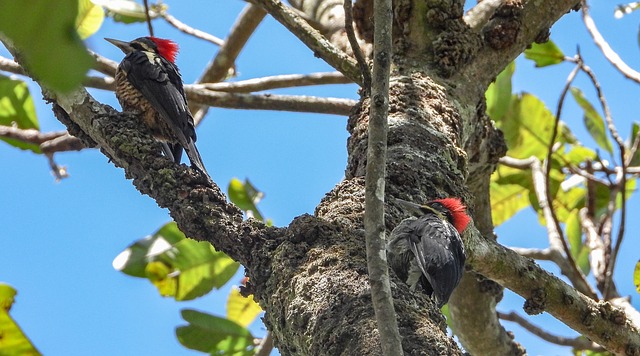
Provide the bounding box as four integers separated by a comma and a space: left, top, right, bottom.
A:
105, 36, 208, 176
387, 197, 471, 308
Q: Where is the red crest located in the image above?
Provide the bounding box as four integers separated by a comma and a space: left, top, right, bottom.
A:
433, 198, 471, 234
149, 37, 179, 63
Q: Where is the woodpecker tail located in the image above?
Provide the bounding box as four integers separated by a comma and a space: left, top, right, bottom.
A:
184, 139, 210, 179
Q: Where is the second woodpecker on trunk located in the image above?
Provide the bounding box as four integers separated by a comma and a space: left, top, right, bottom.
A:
105, 36, 208, 176
387, 198, 471, 308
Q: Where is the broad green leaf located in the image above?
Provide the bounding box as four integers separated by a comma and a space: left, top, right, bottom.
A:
628, 122, 640, 166
228, 178, 265, 221
497, 94, 557, 159
76, 0, 104, 39
113, 222, 240, 301
565, 208, 589, 275
0, 284, 41, 356
635, 260, 640, 294
0, 75, 40, 152
490, 182, 530, 226
177, 309, 254, 355
226, 288, 262, 328
570, 87, 613, 154
524, 40, 565, 67
0, 0, 93, 92
485, 62, 515, 121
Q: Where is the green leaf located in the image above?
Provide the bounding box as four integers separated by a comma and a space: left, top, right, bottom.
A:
634, 261, 640, 295
226, 288, 262, 328
490, 165, 532, 226
593, 178, 636, 219
0, 75, 40, 152
228, 178, 265, 221
0, 284, 41, 356
497, 94, 557, 159
0, 0, 93, 92
76, 0, 105, 39
113, 222, 240, 301
524, 40, 565, 67
564, 208, 589, 274
177, 309, 254, 355
570, 87, 613, 154
485, 62, 515, 121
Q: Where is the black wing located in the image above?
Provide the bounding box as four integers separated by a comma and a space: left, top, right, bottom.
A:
121, 52, 207, 174
407, 214, 466, 307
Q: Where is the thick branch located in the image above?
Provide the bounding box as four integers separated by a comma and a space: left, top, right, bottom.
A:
467, 227, 640, 355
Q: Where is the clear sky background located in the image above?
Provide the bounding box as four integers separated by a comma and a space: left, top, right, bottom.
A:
1, 1, 639, 355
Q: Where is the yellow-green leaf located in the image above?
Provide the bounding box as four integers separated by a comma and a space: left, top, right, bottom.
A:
226, 288, 262, 328
570, 87, 613, 154
0, 75, 40, 152
486, 62, 515, 121
524, 40, 565, 67
634, 261, 640, 294
0, 284, 41, 356
76, 0, 105, 39
228, 178, 265, 221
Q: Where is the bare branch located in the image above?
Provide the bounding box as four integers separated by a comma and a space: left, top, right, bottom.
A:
249, 0, 362, 85
192, 3, 267, 125
364, 0, 402, 353
580, 208, 607, 286
186, 89, 355, 116
467, 226, 640, 354
464, 0, 505, 31
254, 332, 273, 356
89, 51, 118, 77
498, 311, 605, 351
343, 0, 371, 91
0, 126, 66, 144
581, 1, 640, 84
161, 12, 225, 46
190, 72, 351, 93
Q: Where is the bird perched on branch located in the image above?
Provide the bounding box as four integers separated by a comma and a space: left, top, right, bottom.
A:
105, 36, 209, 177
387, 197, 471, 308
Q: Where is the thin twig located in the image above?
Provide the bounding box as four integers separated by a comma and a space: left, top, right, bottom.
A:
581, 0, 640, 84
364, 0, 402, 354
46, 153, 69, 181
498, 311, 605, 351
143, 0, 154, 37
161, 12, 224, 45
545, 61, 589, 295
249, 0, 362, 85
190, 72, 351, 93
577, 60, 628, 299
499, 156, 597, 299
343, 0, 371, 92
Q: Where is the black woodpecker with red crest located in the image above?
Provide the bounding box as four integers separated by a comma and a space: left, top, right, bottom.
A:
105, 36, 209, 177
387, 197, 471, 308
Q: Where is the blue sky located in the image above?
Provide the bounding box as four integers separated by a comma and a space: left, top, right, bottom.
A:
1, 1, 639, 355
